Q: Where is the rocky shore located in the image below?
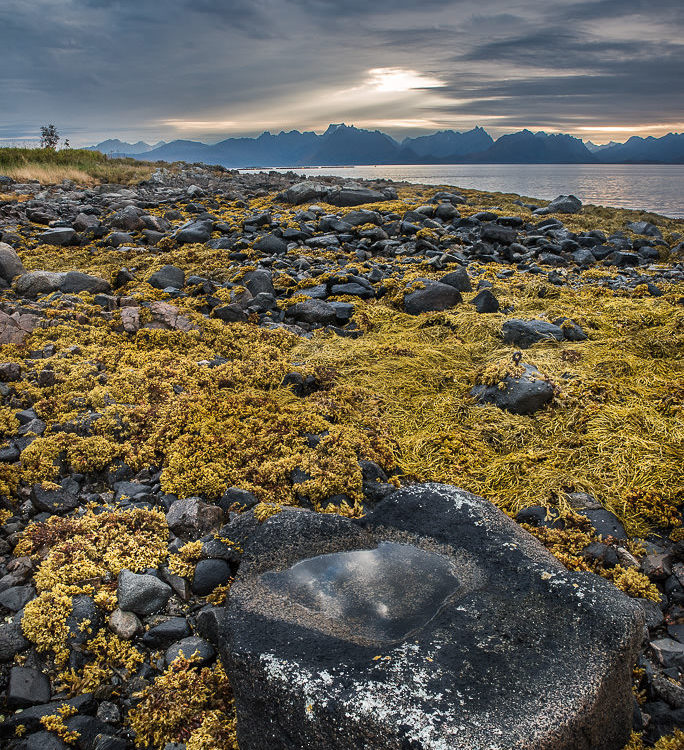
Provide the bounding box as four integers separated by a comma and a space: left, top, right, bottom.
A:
0, 164, 683, 749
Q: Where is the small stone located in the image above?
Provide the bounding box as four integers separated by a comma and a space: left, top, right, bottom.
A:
96, 701, 121, 725
166, 497, 223, 538
0, 621, 29, 662
0, 584, 36, 610
142, 617, 191, 648
165, 636, 215, 667
108, 607, 143, 639
7, 666, 51, 708
117, 570, 172, 617
192, 559, 232, 596
471, 288, 500, 313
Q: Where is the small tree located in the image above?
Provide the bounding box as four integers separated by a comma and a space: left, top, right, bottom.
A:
63, 138, 71, 149
40, 124, 60, 149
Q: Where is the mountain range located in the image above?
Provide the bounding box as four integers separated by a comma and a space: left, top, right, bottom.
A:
89, 125, 684, 166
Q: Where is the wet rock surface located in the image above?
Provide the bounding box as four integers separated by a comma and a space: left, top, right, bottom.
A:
220, 484, 645, 750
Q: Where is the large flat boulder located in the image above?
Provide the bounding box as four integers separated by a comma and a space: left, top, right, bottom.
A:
219, 484, 644, 750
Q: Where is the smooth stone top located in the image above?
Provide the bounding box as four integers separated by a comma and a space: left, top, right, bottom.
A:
261, 542, 460, 643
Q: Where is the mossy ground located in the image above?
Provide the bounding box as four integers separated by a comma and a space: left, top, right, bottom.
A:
3, 180, 684, 748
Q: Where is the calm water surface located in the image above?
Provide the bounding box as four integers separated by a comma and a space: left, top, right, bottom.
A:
242, 164, 684, 218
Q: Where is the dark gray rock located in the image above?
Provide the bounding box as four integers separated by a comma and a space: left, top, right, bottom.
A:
31, 485, 79, 514
502, 319, 564, 348
626, 221, 662, 238
287, 299, 338, 325
481, 223, 517, 245
471, 363, 554, 415
219, 484, 644, 750
533, 195, 582, 215
326, 186, 386, 207
15, 270, 66, 297
142, 617, 191, 648
192, 558, 232, 595
175, 222, 212, 244
17, 731, 69, 750
148, 264, 185, 289
117, 570, 172, 616
165, 636, 215, 666
439, 267, 472, 292
38, 227, 78, 246
66, 595, 101, 646
0, 621, 29, 661
404, 280, 462, 315
0, 241, 25, 283
471, 288, 499, 313
0, 584, 36, 610
60, 271, 111, 295
277, 182, 329, 205
581, 508, 627, 540
7, 666, 51, 708
254, 234, 288, 255
243, 269, 275, 297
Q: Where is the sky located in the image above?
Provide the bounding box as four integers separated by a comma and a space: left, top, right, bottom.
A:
1, 0, 683, 147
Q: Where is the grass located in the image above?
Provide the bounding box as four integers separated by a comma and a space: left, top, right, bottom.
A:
0, 147, 157, 185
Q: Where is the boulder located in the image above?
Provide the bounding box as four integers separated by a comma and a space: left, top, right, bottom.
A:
0, 310, 39, 344
277, 182, 330, 205
471, 288, 499, 313
243, 269, 275, 297
219, 484, 644, 750
254, 234, 288, 255
38, 227, 79, 246
439, 267, 472, 292
60, 271, 111, 295
533, 195, 582, 215
502, 318, 564, 348
626, 221, 662, 238
404, 280, 462, 315
148, 301, 195, 332
326, 186, 387, 207
471, 363, 554, 414
15, 271, 66, 297
175, 221, 212, 244
0, 242, 25, 283
148, 264, 185, 289
286, 299, 338, 326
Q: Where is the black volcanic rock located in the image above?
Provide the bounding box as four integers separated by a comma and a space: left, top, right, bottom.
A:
219, 484, 645, 750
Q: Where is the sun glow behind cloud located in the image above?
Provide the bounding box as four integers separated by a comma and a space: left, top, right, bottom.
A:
365, 68, 445, 93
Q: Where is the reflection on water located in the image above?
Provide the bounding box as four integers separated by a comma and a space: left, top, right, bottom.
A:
241, 164, 684, 218
262, 542, 460, 642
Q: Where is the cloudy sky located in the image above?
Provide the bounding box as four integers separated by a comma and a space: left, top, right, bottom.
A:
2, 0, 683, 146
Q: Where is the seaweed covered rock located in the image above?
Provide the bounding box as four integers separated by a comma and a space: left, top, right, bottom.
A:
219, 484, 644, 750
471, 362, 555, 414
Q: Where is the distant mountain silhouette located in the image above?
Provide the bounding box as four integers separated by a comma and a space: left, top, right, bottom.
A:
463, 130, 597, 164
403, 127, 493, 158
90, 126, 684, 166
87, 139, 166, 155
596, 133, 684, 164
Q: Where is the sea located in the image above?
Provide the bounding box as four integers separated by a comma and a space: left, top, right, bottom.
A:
239, 164, 684, 219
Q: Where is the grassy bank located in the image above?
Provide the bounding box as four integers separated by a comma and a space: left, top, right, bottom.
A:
0, 147, 156, 185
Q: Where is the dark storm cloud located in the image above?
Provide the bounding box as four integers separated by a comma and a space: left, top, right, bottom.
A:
0, 0, 682, 144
